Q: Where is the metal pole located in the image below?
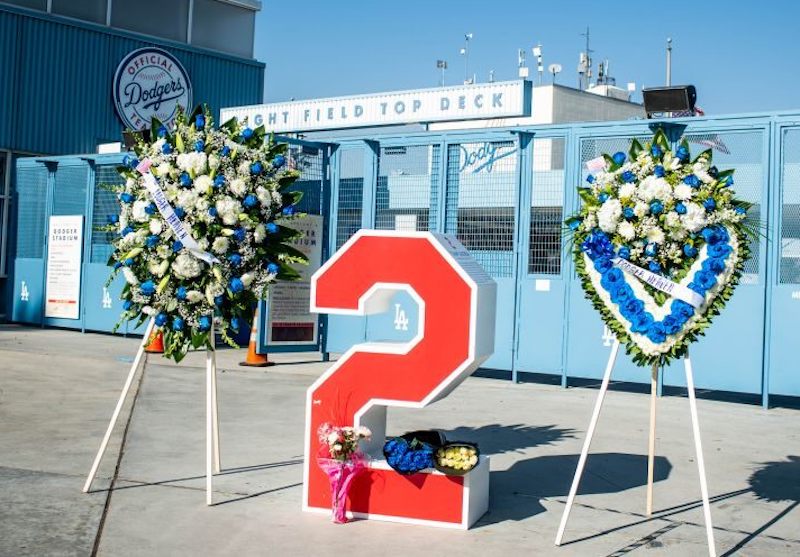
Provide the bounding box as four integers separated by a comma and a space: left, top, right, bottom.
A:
206, 323, 215, 505
646, 362, 658, 516
666, 38, 672, 86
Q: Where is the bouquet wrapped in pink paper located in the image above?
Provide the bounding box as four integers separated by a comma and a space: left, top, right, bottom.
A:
317, 423, 371, 523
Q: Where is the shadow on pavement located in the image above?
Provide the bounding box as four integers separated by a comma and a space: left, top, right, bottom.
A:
441, 423, 574, 455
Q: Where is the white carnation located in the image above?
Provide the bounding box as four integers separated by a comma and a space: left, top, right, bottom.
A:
208, 154, 220, 170
597, 199, 622, 234
149, 219, 163, 235
194, 175, 213, 195
216, 196, 240, 225
177, 190, 198, 211
186, 290, 204, 303
126, 178, 136, 189
212, 236, 230, 254
132, 200, 150, 222
618, 221, 635, 241
241, 272, 254, 287
618, 182, 636, 199
176, 152, 207, 175
256, 186, 271, 206
673, 184, 694, 201
254, 223, 266, 243
665, 211, 680, 228
646, 227, 665, 244
681, 202, 707, 232
229, 178, 247, 197
148, 259, 169, 277
637, 176, 672, 203
171, 253, 202, 279
195, 197, 210, 212
634, 201, 649, 218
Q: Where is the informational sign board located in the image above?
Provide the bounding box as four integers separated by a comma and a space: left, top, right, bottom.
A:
221, 80, 531, 133
45, 215, 83, 319
265, 215, 324, 346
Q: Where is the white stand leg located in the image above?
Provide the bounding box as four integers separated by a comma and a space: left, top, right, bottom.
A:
83, 318, 156, 493
684, 355, 716, 557
211, 351, 221, 474
555, 339, 620, 546
646, 362, 658, 516
206, 323, 215, 506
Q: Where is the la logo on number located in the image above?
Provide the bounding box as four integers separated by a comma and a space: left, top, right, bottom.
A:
20, 281, 29, 302
602, 325, 614, 347
393, 303, 409, 331
102, 287, 112, 309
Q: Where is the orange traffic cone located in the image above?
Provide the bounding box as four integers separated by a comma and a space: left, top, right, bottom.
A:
240, 308, 272, 367
144, 330, 164, 353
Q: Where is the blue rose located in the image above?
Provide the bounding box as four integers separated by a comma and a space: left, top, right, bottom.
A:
172, 240, 183, 252
676, 145, 689, 161
725, 176, 734, 187
735, 206, 747, 215
683, 174, 700, 187
241, 127, 254, 140
610, 283, 633, 304
121, 226, 134, 236
122, 300, 133, 310
586, 174, 595, 184
266, 222, 279, 234
708, 243, 732, 258
174, 206, 186, 218
568, 218, 582, 231
119, 192, 134, 203
702, 257, 726, 275
612, 152, 626, 165
176, 286, 187, 300
621, 170, 636, 183
250, 161, 263, 175
221, 146, 231, 157
114, 262, 123, 270
146, 235, 159, 247
214, 295, 224, 306
581, 231, 615, 260
618, 246, 631, 259
648, 261, 662, 273
650, 200, 664, 215
180, 173, 192, 187
140, 280, 156, 296
124, 258, 134, 266
701, 226, 721, 245
703, 198, 716, 211
645, 243, 658, 257
623, 206, 635, 220
214, 175, 225, 187
195, 115, 205, 129
228, 253, 242, 266
198, 315, 212, 331
233, 227, 246, 242
696, 269, 717, 290
161, 142, 172, 155
688, 281, 707, 296
107, 214, 119, 224
598, 192, 609, 203
155, 313, 168, 327
157, 125, 167, 138
675, 202, 687, 215
654, 165, 665, 178
229, 277, 244, 293
646, 322, 667, 343
651, 145, 662, 158
231, 316, 242, 332
194, 140, 204, 152
594, 257, 613, 274
145, 202, 157, 215
671, 299, 695, 322
123, 155, 139, 168
267, 262, 280, 274
172, 317, 185, 331
243, 194, 258, 208
282, 206, 296, 216
683, 244, 698, 257
208, 207, 218, 217
662, 315, 681, 335
273, 155, 286, 168
631, 311, 654, 334
621, 297, 644, 318
600, 267, 624, 289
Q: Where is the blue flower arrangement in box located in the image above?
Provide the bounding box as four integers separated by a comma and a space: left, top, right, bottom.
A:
565, 130, 756, 367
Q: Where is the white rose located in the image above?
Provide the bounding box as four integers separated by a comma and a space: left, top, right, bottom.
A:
673, 184, 693, 201
132, 200, 150, 222
241, 272, 254, 288
194, 175, 213, 195
149, 219, 163, 235
618, 182, 636, 199
229, 178, 247, 198
681, 202, 707, 232
597, 199, 622, 234
618, 221, 635, 241
212, 236, 230, 254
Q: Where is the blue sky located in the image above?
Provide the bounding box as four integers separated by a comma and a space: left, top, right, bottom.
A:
255, 1, 796, 115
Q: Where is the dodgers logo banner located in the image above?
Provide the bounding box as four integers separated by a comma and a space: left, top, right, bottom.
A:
113, 47, 192, 131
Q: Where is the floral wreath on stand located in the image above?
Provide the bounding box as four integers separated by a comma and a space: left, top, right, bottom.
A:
103, 106, 308, 361
565, 129, 755, 367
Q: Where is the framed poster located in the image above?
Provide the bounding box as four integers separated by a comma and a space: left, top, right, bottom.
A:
45, 215, 84, 319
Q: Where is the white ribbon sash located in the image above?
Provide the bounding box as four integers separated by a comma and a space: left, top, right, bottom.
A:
613, 257, 704, 308
135, 159, 220, 266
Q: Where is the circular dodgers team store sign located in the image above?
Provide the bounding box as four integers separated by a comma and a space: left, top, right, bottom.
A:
113, 47, 192, 131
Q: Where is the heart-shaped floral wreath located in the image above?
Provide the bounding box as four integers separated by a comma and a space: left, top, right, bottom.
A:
565, 130, 754, 367
104, 106, 308, 361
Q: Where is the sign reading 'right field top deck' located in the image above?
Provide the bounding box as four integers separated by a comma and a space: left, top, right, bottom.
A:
221, 80, 531, 133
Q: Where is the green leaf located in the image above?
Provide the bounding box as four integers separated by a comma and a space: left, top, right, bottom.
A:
629, 138, 643, 159
578, 188, 598, 206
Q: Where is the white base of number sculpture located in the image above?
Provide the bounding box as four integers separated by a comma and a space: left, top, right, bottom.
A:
83, 318, 222, 505
554, 339, 716, 556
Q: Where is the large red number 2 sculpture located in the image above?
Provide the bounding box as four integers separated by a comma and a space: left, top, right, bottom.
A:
304, 230, 496, 528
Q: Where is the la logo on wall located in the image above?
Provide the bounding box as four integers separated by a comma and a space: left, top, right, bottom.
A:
113, 47, 192, 131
